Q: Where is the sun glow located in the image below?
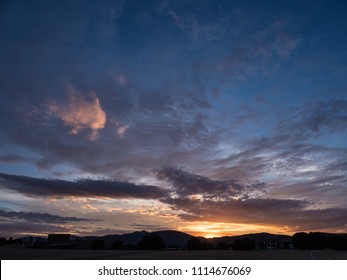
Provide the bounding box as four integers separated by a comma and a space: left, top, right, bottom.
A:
178, 221, 286, 238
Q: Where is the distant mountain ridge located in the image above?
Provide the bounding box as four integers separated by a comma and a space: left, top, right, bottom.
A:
87, 230, 194, 248
210, 232, 292, 244
77, 230, 291, 247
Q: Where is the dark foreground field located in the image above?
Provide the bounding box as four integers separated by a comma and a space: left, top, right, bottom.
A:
1, 248, 347, 260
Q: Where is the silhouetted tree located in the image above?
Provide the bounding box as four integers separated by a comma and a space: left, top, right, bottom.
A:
0, 237, 6, 246
14, 238, 23, 246
284, 242, 291, 249
258, 242, 266, 250
7, 237, 14, 246
293, 232, 309, 250
91, 239, 105, 250
137, 234, 165, 250
293, 232, 328, 250
111, 240, 123, 250
232, 238, 256, 250
186, 237, 202, 250
327, 235, 347, 251
201, 241, 214, 250
309, 232, 327, 249
215, 242, 230, 250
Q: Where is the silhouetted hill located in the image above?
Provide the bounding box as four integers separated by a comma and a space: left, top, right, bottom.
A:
154, 230, 193, 248
212, 232, 292, 245
99, 231, 292, 249
101, 230, 149, 245
100, 230, 192, 248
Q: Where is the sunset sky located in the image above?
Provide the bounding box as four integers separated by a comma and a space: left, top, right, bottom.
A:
1, 0, 347, 238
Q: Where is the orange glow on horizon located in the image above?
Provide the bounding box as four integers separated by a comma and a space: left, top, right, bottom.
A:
178, 221, 295, 238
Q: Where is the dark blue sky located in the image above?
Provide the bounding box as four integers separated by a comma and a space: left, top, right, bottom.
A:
1, 0, 347, 237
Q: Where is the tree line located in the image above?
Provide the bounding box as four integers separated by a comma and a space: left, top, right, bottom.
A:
2, 232, 347, 251
293, 232, 347, 251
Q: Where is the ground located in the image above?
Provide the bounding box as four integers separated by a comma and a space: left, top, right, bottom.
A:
1, 248, 347, 260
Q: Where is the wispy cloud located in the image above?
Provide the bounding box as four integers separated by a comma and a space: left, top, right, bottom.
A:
117, 125, 129, 137
82, 204, 98, 211
277, 99, 347, 139
167, 9, 228, 41
0, 154, 25, 164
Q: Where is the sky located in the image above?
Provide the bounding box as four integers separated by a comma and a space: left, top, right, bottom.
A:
0, 0, 347, 238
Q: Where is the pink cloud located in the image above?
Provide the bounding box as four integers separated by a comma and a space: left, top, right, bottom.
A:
117, 125, 129, 137
48, 85, 107, 140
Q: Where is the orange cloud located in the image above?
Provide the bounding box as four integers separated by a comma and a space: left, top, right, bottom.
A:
107, 207, 123, 212
82, 204, 98, 211
48, 85, 106, 140
117, 125, 129, 137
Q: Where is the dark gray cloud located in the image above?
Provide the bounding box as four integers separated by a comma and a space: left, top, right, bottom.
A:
163, 195, 347, 231
0, 221, 110, 237
153, 167, 347, 231
0, 222, 70, 236
0, 209, 100, 224
156, 166, 266, 198
0, 173, 167, 199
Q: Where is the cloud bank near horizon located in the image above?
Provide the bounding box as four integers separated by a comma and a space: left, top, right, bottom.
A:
1, 168, 347, 234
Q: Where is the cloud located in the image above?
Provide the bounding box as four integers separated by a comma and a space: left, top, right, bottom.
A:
82, 204, 98, 211
0, 154, 25, 164
163, 195, 347, 231
156, 166, 266, 198
48, 85, 107, 140
0, 173, 167, 199
167, 9, 228, 42
277, 99, 347, 138
0, 222, 70, 236
193, 17, 301, 84
0, 209, 100, 224
117, 125, 129, 137
250, 19, 301, 60
0, 208, 102, 236
117, 74, 128, 86
154, 167, 347, 231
